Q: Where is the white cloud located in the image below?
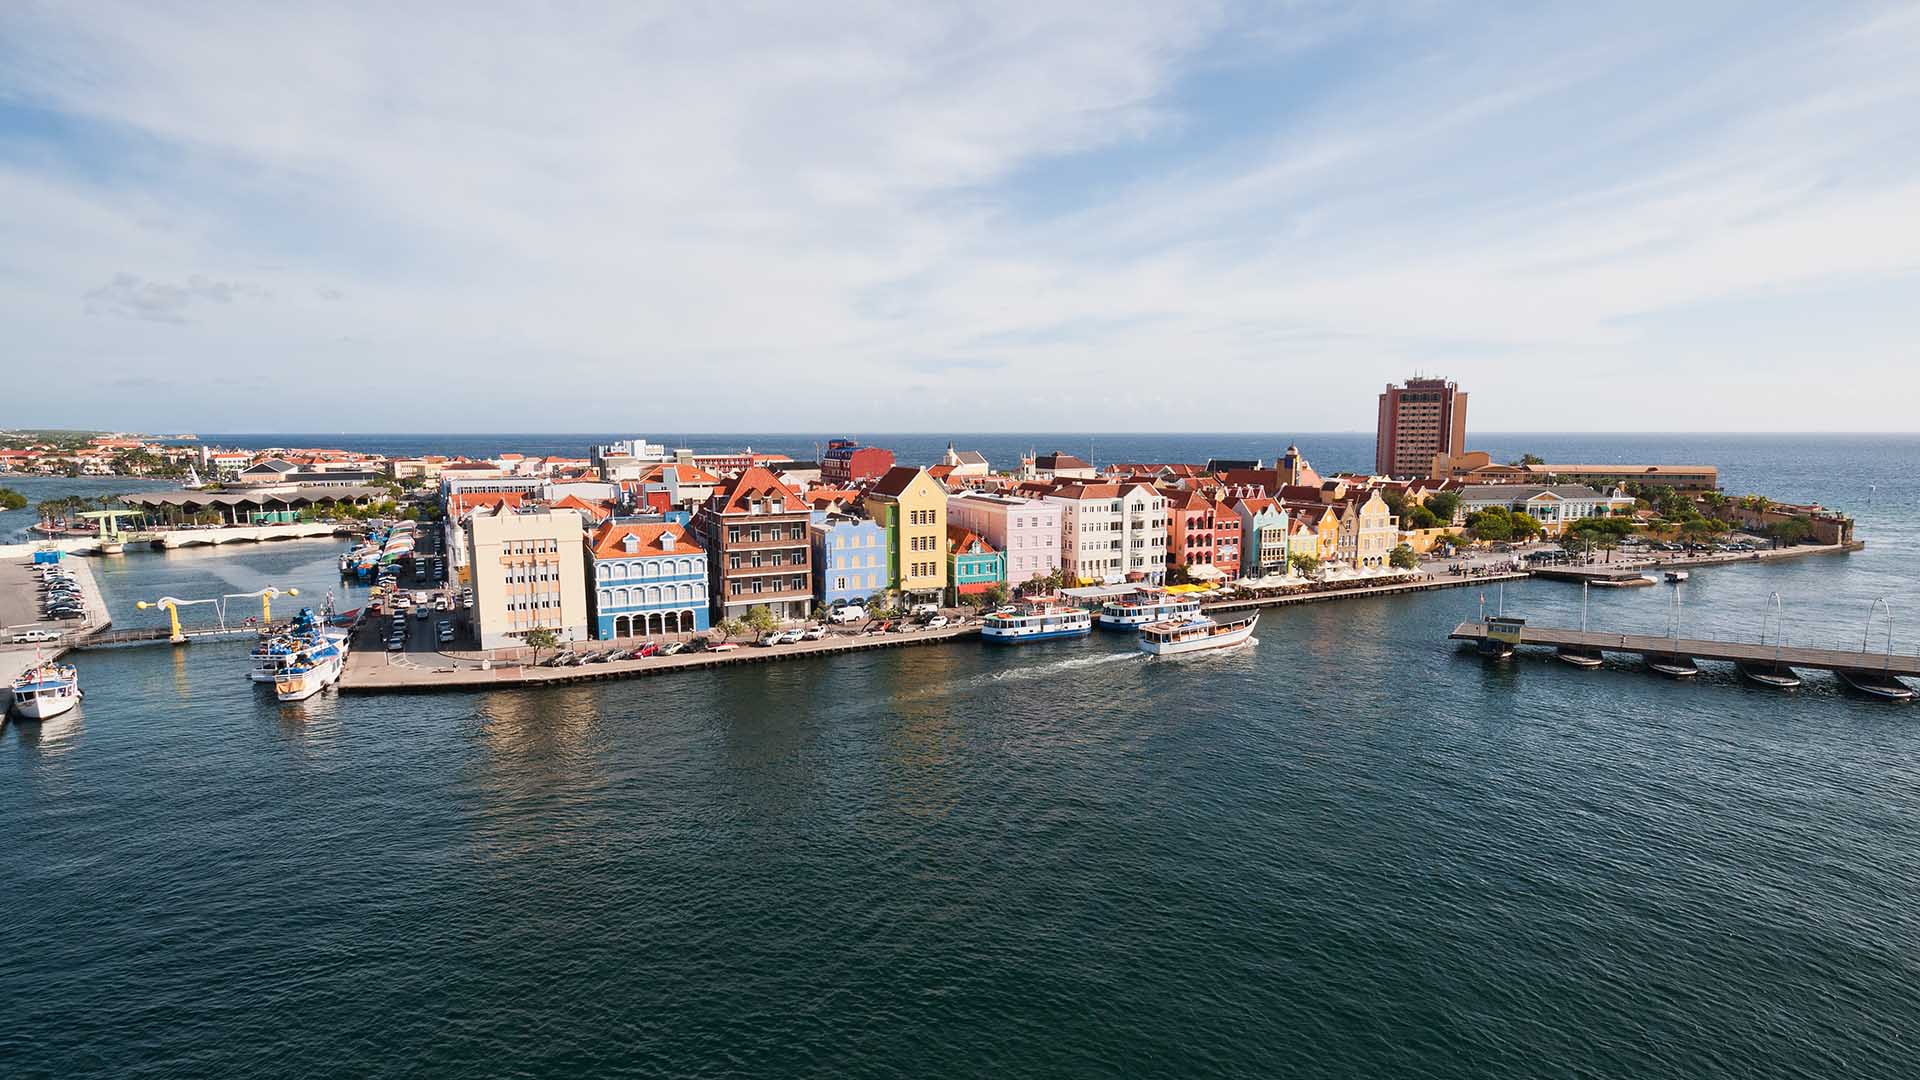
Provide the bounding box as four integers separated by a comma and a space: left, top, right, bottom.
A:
0, 1, 1916, 431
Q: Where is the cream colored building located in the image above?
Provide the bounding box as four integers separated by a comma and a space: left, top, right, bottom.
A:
465, 505, 590, 649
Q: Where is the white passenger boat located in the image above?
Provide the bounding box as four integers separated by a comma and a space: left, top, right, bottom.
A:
1666, 570, 1689, 583
1138, 612, 1258, 656
1097, 591, 1204, 630
9, 660, 81, 719
981, 603, 1093, 643
274, 643, 344, 702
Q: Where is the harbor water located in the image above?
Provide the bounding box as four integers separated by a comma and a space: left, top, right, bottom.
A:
3, 434, 1918, 1078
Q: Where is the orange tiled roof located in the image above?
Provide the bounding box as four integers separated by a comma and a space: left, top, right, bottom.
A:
587, 520, 698, 560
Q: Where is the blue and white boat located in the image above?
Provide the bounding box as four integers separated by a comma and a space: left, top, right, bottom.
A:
273, 637, 346, 702
1096, 591, 1203, 630
9, 660, 81, 719
981, 602, 1093, 644
250, 608, 349, 683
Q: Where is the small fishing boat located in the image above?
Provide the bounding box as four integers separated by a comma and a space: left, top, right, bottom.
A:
981, 602, 1092, 643
1556, 646, 1604, 669
1647, 653, 1699, 678
1138, 612, 1258, 656
1835, 668, 1915, 701
273, 639, 345, 702
9, 660, 81, 719
1666, 570, 1689, 583
1736, 661, 1802, 689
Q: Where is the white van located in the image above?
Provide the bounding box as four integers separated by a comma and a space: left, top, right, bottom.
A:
909, 603, 940, 618
829, 605, 866, 624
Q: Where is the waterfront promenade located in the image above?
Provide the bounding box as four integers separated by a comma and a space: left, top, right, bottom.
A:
340, 620, 986, 693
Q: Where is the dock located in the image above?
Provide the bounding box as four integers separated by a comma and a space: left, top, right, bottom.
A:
1449, 620, 1920, 677
1, 552, 111, 711
338, 622, 987, 694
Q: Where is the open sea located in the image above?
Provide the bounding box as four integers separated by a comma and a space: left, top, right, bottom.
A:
3, 433, 1919, 1078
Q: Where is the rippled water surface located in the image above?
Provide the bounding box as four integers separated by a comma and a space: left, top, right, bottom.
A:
4, 434, 1919, 1078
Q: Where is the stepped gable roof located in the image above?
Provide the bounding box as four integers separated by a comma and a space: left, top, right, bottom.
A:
868, 465, 930, 498
587, 519, 696, 559
708, 464, 802, 514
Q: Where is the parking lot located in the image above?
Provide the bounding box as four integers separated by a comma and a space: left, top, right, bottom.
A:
1, 554, 105, 645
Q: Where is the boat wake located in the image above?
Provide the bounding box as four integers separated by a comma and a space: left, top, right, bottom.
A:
988, 649, 1142, 682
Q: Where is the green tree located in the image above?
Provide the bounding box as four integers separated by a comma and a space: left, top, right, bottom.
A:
523, 626, 559, 666
1167, 562, 1190, 585
716, 617, 748, 643
743, 604, 779, 637
1425, 491, 1461, 524
1465, 507, 1514, 542
1512, 453, 1545, 466
1764, 516, 1813, 547
1405, 504, 1441, 530
1289, 552, 1320, 578
1388, 543, 1417, 570
0, 487, 27, 511
1510, 512, 1544, 540
1380, 489, 1411, 521
980, 582, 1010, 609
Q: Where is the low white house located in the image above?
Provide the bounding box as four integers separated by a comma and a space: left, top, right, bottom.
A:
1456, 484, 1634, 534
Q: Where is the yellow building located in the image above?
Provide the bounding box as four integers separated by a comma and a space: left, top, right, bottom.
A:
464, 505, 589, 650
863, 466, 948, 599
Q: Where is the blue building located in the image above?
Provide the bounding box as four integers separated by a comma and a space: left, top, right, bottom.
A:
810, 512, 888, 608
586, 519, 711, 640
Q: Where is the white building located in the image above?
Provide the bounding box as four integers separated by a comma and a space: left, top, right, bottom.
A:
465, 506, 590, 650
1042, 481, 1167, 585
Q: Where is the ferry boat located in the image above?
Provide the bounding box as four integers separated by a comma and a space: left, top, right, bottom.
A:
981, 603, 1093, 643
273, 638, 346, 702
1138, 612, 1258, 656
1096, 591, 1203, 630
9, 660, 81, 719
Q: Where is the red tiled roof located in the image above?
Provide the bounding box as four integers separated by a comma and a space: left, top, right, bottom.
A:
587, 520, 699, 560
708, 465, 803, 514
549, 495, 613, 522
946, 525, 995, 555
448, 492, 524, 516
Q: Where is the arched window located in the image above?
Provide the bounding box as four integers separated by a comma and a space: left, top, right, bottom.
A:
648, 585, 663, 605
600, 589, 612, 607
597, 564, 611, 582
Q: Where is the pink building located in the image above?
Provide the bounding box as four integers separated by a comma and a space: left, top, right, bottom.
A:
947, 491, 1062, 590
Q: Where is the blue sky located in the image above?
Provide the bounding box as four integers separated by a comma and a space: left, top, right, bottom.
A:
2, 1, 1917, 433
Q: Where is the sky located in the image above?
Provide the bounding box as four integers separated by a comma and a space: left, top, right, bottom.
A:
2, 1, 1918, 434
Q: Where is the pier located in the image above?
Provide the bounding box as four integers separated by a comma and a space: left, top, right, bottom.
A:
1449, 620, 1920, 677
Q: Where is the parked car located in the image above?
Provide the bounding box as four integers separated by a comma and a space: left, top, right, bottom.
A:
660, 641, 686, 656
9, 629, 60, 643
757, 631, 784, 646
634, 642, 660, 658
708, 641, 739, 653
924, 615, 950, 629
799, 625, 827, 641
909, 602, 940, 618
866, 620, 893, 635
829, 605, 866, 624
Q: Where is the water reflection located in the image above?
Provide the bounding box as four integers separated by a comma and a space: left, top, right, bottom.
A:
6, 707, 85, 759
